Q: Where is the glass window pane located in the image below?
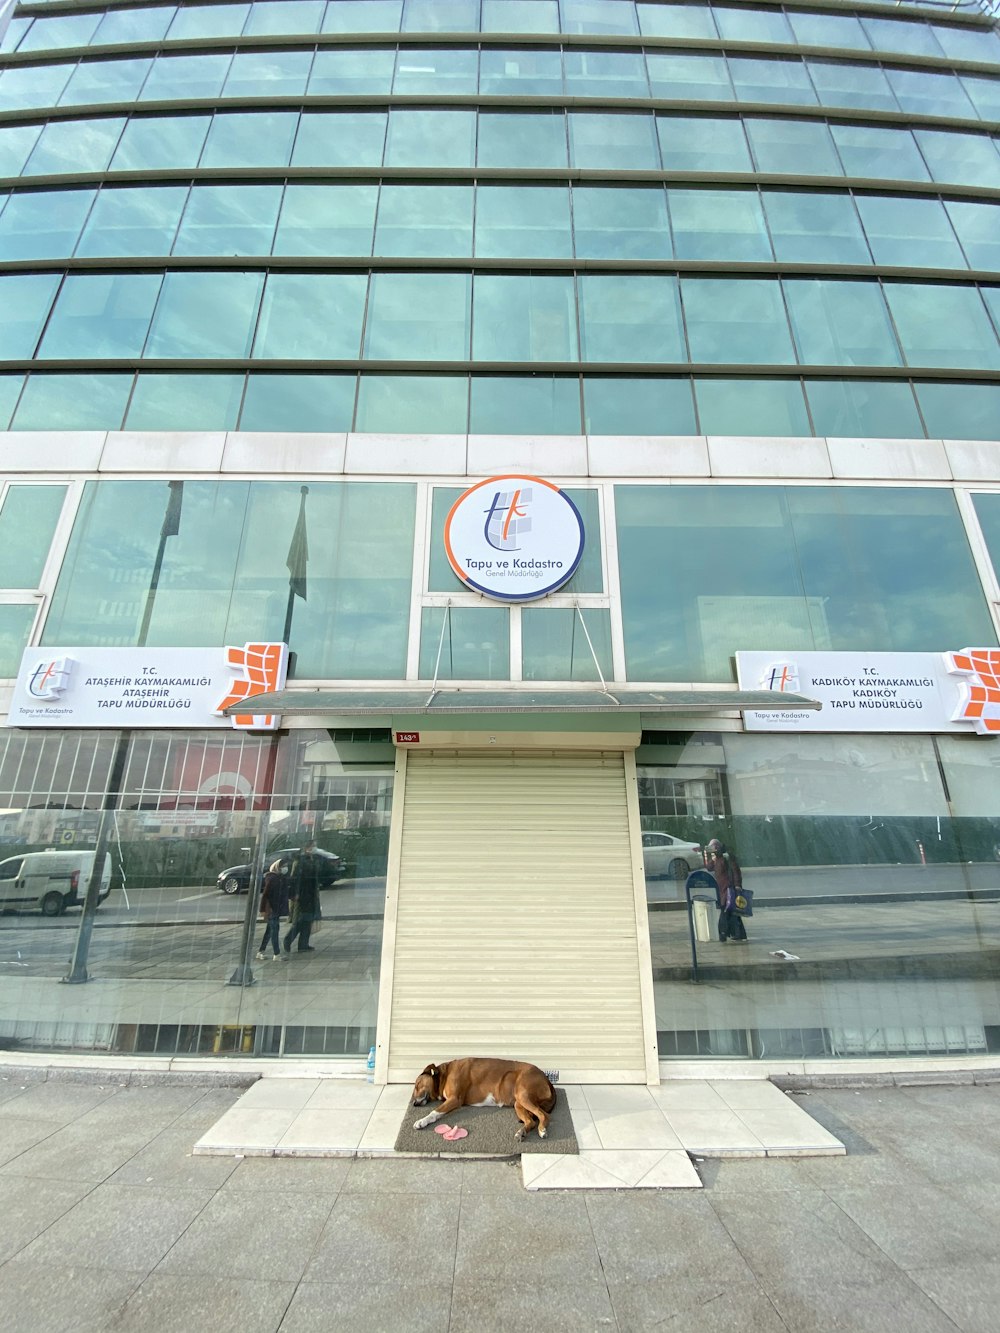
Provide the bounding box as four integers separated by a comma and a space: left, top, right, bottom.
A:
565, 49, 647, 97
808, 59, 898, 113
293, 111, 387, 167
76, 185, 187, 258
58, 58, 153, 106
562, 0, 638, 36
658, 115, 751, 172
364, 273, 471, 360
482, 1, 560, 34
11, 372, 133, 431
139, 54, 233, 101
914, 130, 1000, 191
167, 4, 250, 39
274, 184, 378, 257
787, 10, 871, 50
961, 75, 1000, 123
683, 279, 795, 365
374, 184, 473, 257
935, 24, 1000, 64
569, 112, 660, 169
855, 194, 965, 270
579, 274, 685, 363
110, 115, 211, 172
888, 67, 977, 120
254, 273, 367, 359
522, 608, 612, 682
472, 275, 578, 361
0, 486, 66, 587
572, 184, 668, 260
0, 19, 30, 54
18, 13, 103, 50
861, 18, 942, 60
0, 63, 73, 111
714, 5, 792, 43
355, 374, 467, 432
637, 2, 717, 40
0, 274, 60, 358
125, 374, 244, 429
745, 116, 842, 176
668, 187, 771, 261
730, 56, 816, 107
321, 1, 403, 32
479, 47, 562, 95
385, 109, 475, 166
785, 279, 901, 367
694, 378, 809, 435
394, 47, 478, 94
200, 110, 299, 168
308, 46, 395, 94
0, 376, 22, 428
885, 283, 1000, 371
477, 111, 567, 168
945, 200, 1000, 272
763, 189, 869, 264
830, 123, 929, 182
94, 7, 176, 44
917, 382, 1000, 440
23, 117, 125, 176
805, 378, 924, 439
0, 606, 37, 675
245, 1, 326, 35
646, 52, 733, 101
0, 188, 94, 260
145, 273, 264, 359
419, 607, 510, 680
239, 373, 356, 431
37, 273, 161, 359
402, 0, 478, 29
223, 49, 313, 98
469, 375, 582, 432
475, 184, 572, 259
172, 184, 282, 256
0, 123, 43, 177
584, 376, 696, 434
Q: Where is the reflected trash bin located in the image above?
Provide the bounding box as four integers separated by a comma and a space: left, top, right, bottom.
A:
691, 894, 715, 944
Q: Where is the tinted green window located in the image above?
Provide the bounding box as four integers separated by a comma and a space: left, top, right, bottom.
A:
139, 54, 233, 101
884, 283, 1000, 371
469, 376, 582, 433
914, 130, 1000, 191
886, 67, 975, 120
933, 23, 1000, 63
394, 47, 478, 95
0, 274, 60, 358
962, 75, 1000, 123
572, 185, 668, 260
402, 0, 478, 31
946, 200, 1000, 271
522, 608, 612, 682
474, 185, 572, 259
683, 279, 795, 365
0, 124, 42, 177
309, 46, 395, 94
0, 189, 94, 261
364, 273, 471, 360
0, 606, 37, 675
429, 486, 465, 592
745, 117, 842, 176
974, 496, 1000, 582
830, 124, 929, 182
0, 376, 22, 428
787, 10, 871, 50
730, 56, 816, 106
861, 18, 941, 60
172, 184, 282, 256
374, 184, 473, 257
76, 185, 188, 258
694, 377, 810, 435
38, 273, 162, 360
93, 7, 176, 44
323, 2, 402, 32
480, 47, 562, 95
0, 19, 29, 53
0, 63, 73, 111
124, 374, 245, 430
224, 49, 314, 98
18, 12, 102, 49
110, 115, 211, 172
917, 382, 1000, 441
240, 374, 357, 431
273, 184, 378, 257
579, 274, 685, 363
167, 4, 249, 39
637, 2, 716, 39
658, 116, 751, 172
355, 374, 468, 432
58, 58, 153, 106
385, 110, 475, 167
145, 273, 264, 359
569, 112, 660, 169
199, 111, 299, 168
646, 52, 733, 100
561, 0, 639, 37
482, 0, 560, 33
472, 276, 578, 362
763, 190, 868, 264
584, 376, 696, 435
245, 2, 326, 36
668, 188, 771, 261
804, 379, 925, 439
564, 50, 647, 97
23, 117, 126, 176
11, 372, 133, 431
713, 4, 792, 43
254, 273, 367, 359
419, 608, 510, 680
854, 195, 966, 270
477, 112, 568, 168
293, 112, 387, 167
784, 279, 901, 367
808, 60, 898, 113
0, 486, 66, 588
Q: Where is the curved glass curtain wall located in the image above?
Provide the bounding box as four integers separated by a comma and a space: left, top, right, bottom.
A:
0, 0, 998, 437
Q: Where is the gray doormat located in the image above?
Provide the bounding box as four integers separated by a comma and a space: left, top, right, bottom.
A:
393, 1090, 578, 1157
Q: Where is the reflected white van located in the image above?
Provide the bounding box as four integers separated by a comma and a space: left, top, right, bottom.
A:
0, 850, 111, 916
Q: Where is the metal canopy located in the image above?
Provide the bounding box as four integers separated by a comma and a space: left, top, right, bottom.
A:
223, 688, 821, 716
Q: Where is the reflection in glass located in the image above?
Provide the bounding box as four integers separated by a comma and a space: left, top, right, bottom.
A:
172, 184, 282, 256
668, 188, 771, 262
0, 189, 95, 261
694, 377, 810, 436
12, 373, 134, 431
240, 374, 357, 432
763, 190, 869, 264
0, 485, 66, 589
472, 275, 577, 362
584, 376, 696, 435
111, 115, 211, 172
125, 374, 245, 431
199, 110, 299, 169
76, 185, 188, 258
38, 273, 162, 361
522, 608, 612, 681
23, 117, 126, 176
658, 115, 751, 172
0, 606, 37, 676
683, 279, 795, 365
364, 273, 471, 361
385, 109, 476, 167
254, 273, 367, 359
569, 111, 660, 169
784, 279, 902, 367
579, 274, 685, 363
572, 185, 668, 260
293, 112, 388, 167
374, 185, 473, 257
804, 379, 925, 439
885, 283, 1000, 371
274, 184, 378, 257
916, 381, 1000, 441
469, 375, 582, 434
419, 607, 510, 679
475, 185, 572, 259
145, 272, 264, 359
355, 374, 468, 433
477, 111, 568, 168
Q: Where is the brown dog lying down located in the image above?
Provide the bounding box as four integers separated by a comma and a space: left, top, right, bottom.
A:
411, 1057, 557, 1141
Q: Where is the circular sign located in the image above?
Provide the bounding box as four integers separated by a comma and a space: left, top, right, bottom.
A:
444, 475, 585, 603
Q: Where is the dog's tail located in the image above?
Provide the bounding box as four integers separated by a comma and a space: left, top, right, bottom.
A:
542, 1069, 559, 1111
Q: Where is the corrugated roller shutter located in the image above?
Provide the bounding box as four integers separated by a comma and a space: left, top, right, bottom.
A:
386, 750, 648, 1082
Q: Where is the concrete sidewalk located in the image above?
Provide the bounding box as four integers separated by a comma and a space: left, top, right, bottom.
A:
1, 1070, 999, 1331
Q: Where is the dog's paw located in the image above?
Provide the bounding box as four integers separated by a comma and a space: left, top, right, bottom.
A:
514, 1126, 525, 1142
538, 1127, 547, 1138
413, 1116, 433, 1130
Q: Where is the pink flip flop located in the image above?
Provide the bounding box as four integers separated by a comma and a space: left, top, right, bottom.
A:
433, 1124, 468, 1141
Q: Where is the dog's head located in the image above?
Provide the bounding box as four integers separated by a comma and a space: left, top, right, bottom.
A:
411, 1063, 443, 1106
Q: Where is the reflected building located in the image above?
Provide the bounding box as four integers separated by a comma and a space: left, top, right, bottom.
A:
0, 0, 999, 1073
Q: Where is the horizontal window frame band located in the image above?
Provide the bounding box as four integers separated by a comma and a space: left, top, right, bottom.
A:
3, 360, 999, 383
4, 167, 1000, 205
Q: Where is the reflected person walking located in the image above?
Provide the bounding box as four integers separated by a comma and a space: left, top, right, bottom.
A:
707, 837, 747, 943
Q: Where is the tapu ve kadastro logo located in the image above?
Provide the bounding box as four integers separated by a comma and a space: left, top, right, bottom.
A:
27, 656, 74, 700
948, 648, 1000, 735
214, 642, 289, 730
444, 474, 585, 603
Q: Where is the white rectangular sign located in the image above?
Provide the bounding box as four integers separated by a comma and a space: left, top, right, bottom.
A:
736, 649, 1000, 735
7, 644, 288, 729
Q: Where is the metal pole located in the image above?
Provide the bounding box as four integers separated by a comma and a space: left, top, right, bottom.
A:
228, 733, 281, 987
685, 879, 700, 984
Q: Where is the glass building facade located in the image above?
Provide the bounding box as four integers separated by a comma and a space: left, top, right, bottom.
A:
0, 0, 999, 1070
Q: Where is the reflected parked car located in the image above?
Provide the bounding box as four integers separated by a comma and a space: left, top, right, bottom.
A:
216, 846, 346, 895
641, 832, 703, 880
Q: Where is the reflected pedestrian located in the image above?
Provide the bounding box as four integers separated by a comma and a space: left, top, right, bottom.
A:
283, 840, 322, 955
707, 837, 747, 943
256, 859, 289, 962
